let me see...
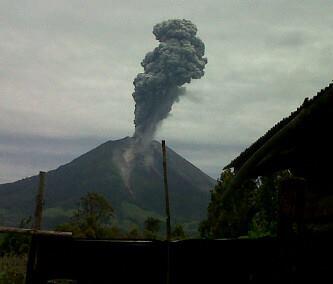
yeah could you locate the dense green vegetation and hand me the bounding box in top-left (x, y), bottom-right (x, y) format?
top-left (0, 254), bottom-right (27, 284)
top-left (0, 218), bottom-right (32, 283)
top-left (55, 192), bottom-right (186, 240)
top-left (199, 169), bottom-right (286, 239)
top-left (56, 192), bottom-right (115, 239)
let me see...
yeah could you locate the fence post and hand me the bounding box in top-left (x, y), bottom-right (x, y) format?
top-left (33, 171), bottom-right (46, 230)
top-left (162, 140), bottom-right (171, 240)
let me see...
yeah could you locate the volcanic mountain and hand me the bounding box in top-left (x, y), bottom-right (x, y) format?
top-left (0, 137), bottom-right (215, 233)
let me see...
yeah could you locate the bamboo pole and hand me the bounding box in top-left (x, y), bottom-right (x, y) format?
top-left (33, 171), bottom-right (46, 230)
top-left (0, 226), bottom-right (72, 236)
top-left (162, 140), bottom-right (171, 241)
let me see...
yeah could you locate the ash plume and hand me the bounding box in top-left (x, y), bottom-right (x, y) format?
top-left (116, 20), bottom-right (207, 192)
top-left (132, 19), bottom-right (208, 144)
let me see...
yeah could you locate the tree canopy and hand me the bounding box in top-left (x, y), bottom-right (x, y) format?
top-left (199, 169), bottom-right (283, 239)
top-left (58, 192), bottom-right (114, 239)
top-left (143, 217), bottom-right (162, 239)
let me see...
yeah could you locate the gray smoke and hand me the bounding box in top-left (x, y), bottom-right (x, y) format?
top-left (132, 19), bottom-right (207, 144)
top-left (116, 20), bottom-right (207, 191)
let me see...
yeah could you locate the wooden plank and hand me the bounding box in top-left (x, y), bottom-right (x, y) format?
top-left (0, 226), bottom-right (72, 236)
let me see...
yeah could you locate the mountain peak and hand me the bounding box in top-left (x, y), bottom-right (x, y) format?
top-left (0, 137), bottom-right (215, 231)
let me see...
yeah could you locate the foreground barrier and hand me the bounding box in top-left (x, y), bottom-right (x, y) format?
top-left (25, 234), bottom-right (332, 284)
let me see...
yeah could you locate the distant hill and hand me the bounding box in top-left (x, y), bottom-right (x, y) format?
top-left (0, 137), bottom-right (215, 234)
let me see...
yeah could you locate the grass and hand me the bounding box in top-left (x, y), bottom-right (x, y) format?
top-left (0, 254), bottom-right (27, 284)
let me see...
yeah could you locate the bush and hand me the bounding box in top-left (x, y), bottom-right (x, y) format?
top-left (0, 254), bottom-right (27, 284)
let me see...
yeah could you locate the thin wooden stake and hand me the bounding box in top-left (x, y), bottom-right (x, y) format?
top-left (33, 171), bottom-right (46, 230)
top-left (162, 140), bottom-right (171, 241)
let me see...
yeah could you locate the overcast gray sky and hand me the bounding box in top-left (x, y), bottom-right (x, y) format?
top-left (1, 0), bottom-right (333, 183)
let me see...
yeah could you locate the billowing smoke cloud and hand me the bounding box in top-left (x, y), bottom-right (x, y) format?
top-left (116, 19), bottom-right (207, 192)
top-left (132, 19), bottom-right (207, 144)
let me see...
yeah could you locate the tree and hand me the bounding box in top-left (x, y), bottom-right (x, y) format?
top-left (143, 217), bottom-right (161, 239)
top-left (200, 169), bottom-right (292, 239)
top-left (126, 227), bottom-right (142, 239)
top-left (248, 175), bottom-right (279, 238)
top-left (0, 217), bottom-right (32, 256)
top-left (199, 169), bottom-right (257, 239)
top-left (66, 192), bottom-right (114, 239)
top-left (172, 224), bottom-right (186, 240)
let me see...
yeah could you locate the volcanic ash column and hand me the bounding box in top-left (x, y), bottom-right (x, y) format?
top-left (117, 19), bottom-right (207, 192)
top-left (132, 19), bottom-right (208, 145)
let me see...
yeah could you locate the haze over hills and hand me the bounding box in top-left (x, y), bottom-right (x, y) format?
top-left (0, 137), bottom-right (215, 233)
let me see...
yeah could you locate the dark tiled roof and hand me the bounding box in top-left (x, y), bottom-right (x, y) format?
top-left (224, 81), bottom-right (333, 170)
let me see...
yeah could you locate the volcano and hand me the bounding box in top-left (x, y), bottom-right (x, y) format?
top-left (0, 137), bottom-right (214, 233)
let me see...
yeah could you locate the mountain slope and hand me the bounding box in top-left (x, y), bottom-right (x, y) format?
top-left (0, 137), bottom-right (215, 231)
